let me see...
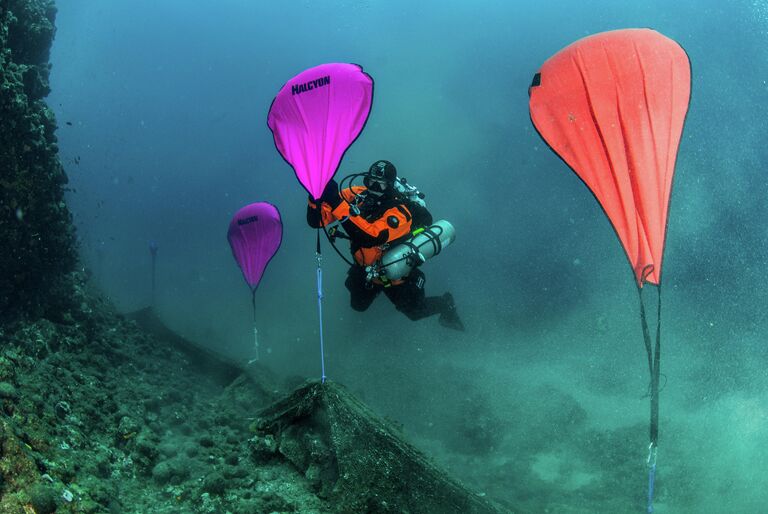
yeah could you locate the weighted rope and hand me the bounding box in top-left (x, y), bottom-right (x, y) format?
top-left (250, 289), bottom-right (259, 363)
top-left (637, 265), bottom-right (662, 512)
top-left (316, 229), bottom-right (327, 383)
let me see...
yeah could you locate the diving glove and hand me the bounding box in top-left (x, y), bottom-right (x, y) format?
top-left (319, 179), bottom-right (342, 209)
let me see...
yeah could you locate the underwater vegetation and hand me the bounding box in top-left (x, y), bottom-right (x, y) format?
top-left (0, 280), bottom-right (323, 513)
top-left (0, 0), bottom-right (77, 322)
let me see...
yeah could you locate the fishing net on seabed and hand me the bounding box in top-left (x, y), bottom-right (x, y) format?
top-left (253, 380), bottom-right (517, 514)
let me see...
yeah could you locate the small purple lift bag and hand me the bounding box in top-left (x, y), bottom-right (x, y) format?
top-left (267, 63), bottom-right (373, 199)
top-left (227, 202), bottom-right (282, 290)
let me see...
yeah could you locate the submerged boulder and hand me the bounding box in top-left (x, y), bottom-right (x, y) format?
top-left (255, 380), bottom-right (513, 514)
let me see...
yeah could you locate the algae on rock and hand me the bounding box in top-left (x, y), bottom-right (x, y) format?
top-left (0, 0), bottom-right (76, 322)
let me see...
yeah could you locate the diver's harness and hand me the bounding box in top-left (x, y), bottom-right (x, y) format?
top-left (322, 172), bottom-right (416, 270)
top-left (320, 172), bottom-right (436, 286)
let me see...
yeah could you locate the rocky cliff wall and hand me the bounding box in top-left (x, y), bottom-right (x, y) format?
top-left (0, 0), bottom-right (76, 321)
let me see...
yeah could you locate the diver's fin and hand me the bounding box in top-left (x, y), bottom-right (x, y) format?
top-left (438, 293), bottom-right (465, 331)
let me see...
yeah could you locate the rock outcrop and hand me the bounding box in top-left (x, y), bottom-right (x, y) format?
top-left (0, 0), bottom-right (76, 322)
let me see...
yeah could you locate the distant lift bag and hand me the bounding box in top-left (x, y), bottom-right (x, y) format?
top-left (377, 220), bottom-right (456, 281)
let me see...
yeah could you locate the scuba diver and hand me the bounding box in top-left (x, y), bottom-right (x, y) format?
top-left (307, 160), bottom-right (465, 331)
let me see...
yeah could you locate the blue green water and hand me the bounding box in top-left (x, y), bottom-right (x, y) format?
top-left (50, 1), bottom-right (768, 512)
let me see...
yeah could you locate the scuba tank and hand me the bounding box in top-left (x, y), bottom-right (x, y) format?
top-left (378, 220), bottom-right (456, 281)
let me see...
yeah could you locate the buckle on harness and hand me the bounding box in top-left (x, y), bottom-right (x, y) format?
top-left (406, 250), bottom-right (426, 267)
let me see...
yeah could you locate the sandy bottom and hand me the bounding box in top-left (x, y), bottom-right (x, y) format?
top-left (307, 296), bottom-right (768, 513)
